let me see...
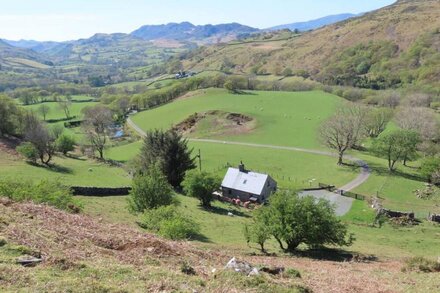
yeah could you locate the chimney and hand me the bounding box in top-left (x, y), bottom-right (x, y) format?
top-left (238, 161), bottom-right (246, 173)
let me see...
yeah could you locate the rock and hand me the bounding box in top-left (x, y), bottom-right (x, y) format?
top-left (16, 256), bottom-right (43, 267)
top-left (227, 212), bottom-right (234, 217)
top-left (224, 257), bottom-right (259, 276)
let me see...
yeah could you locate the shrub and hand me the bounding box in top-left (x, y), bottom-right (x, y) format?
top-left (128, 163), bottom-right (174, 213)
top-left (402, 257), bottom-right (440, 273)
top-left (285, 268), bottom-right (301, 278)
top-left (16, 142), bottom-right (38, 163)
top-left (56, 134), bottom-right (76, 155)
top-left (0, 179), bottom-right (81, 212)
top-left (182, 171), bottom-right (220, 208)
top-left (138, 206), bottom-right (200, 240)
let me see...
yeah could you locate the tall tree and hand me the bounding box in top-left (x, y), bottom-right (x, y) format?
top-left (0, 95), bottom-right (23, 137)
top-left (23, 113), bottom-right (56, 165)
top-left (58, 100), bottom-right (72, 119)
top-left (82, 105), bottom-right (113, 159)
top-left (395, 107), bottom-right (440, 141)
top-left (38, 104), bottom-right (50, 121)
top-left (137, 129), bottom-right (195, 188)
top-left (364, 107), bottom-right (394, 138)
top-left (319, 104), bottom-right (367, 165)
top-left (372, 129), bottom-right (420, 171)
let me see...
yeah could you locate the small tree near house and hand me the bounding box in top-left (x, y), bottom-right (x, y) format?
top-left (183, 170), bottom-right (220, 208)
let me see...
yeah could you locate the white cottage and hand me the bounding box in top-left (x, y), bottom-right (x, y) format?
top-left (221, 162), bottom-right (277, 203)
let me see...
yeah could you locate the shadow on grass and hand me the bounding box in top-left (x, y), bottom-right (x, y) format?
top-left (198, 204), bottom-right (251, 218)
top-left (63, 154), bottom-right (87, 161)
top-left (190, 232), bottom-right (212, 243)
top-left (292, 248), bottom-right (378, 263)
top-left (27, 162), bottom-right (73, 174)
top-left (365, 160), bottom-right (424, 183)
top-left (231, 90), bottom-right (257, 95)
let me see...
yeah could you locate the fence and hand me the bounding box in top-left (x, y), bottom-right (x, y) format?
top-left (71, 186), bottom-right (131, 196)
top-left (319, 182), bottom-right (369, 201)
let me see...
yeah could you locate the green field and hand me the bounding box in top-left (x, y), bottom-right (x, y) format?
top-left (24, 99), bottom-right (98, 121)
top-left (106, 140), bottom-right (359, 189)
top-left (131, 88), bottom-right (342, 149)
top-left (0, 152), bottom-right (130, 187)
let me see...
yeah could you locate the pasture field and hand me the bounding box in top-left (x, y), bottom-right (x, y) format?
top-left (24, 99), bottom-right (98, 121)
top-left (106, 140), bottom-right (359, 189)
top-left (0, 151), bottom-right (131, 187)
top-left (131, 88), bottom-right (342, 149)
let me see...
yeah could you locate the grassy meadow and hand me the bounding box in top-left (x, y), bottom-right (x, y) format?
top-left (131, 88), bottom-right (342, 149)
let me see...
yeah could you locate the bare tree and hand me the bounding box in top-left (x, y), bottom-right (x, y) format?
top-left (404, 93), bottom-right (432, 108)
top-left (58, 100), bottom-right (72, 119)
top-left (319, 104), bottom-right (367, 165)
top-left (82, 105), bottom-right (113, 159)
top-left (395, 107), bottom-right (440, 141)
top-left (38, 104), bottom-right (50, 121)
top-left (364, 107), bottom-right (394, 138)
top-left (379, 91), bottom-right (400, 109)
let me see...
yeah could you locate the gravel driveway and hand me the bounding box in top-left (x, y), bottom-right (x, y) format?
top-left (299, 190), bottom-right (354, 216)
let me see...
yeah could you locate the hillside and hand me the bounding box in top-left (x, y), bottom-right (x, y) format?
top-left (0, 39), bottom-right (51, 68)
top-left (2, 199), bottom-right (438, 292)
top-left (267, 13), bottom-right (358, 32)
top-left (182, 0), bottom-right (440, 91)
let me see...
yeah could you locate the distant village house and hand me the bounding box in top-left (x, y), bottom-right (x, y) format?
top-left (221, 162), bottom-right (277, 203)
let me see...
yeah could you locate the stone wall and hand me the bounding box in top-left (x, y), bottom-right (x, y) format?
top-left (71, 186), bottom-right (131, 196)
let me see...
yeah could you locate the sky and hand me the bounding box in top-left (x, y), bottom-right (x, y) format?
top-left (0, 0), bottom-right (396, 41)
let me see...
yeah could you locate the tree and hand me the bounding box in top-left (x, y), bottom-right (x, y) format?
top-left (395, 107), bottom-right (440, 141)
top-left (0, 95), bottom-right (23, 137)
top-left (244, 210), bottom-right (272, 253)
top-left (58, 100), bottom-right (72, 119)
top-left (372, 129), bottom-right (420, 171)
top-left (38, 104), bottom-right (50, 121)
top-left (128, 164), bottom-right (174, 213)
top-left (56, 134), bottom-right (76, 155)
top-left (82, 105), bottom-right (113, 159)
top-left (319, 104), bottom-right (367, 165)
top-left (248, 191), bottom-right (353, 252)
top-left (137, 129), bottom-right (195, 188)
top-left (182, 171), bottom-right (220, 208)
top-left (364, 107), bottom-right (394, 138)
top-left (23, 113), bottom-right (56, 165)
top-left (421, 157), bottom-right (440, 184)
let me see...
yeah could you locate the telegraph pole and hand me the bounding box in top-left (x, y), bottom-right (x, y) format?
top-left (197, 149), bottom-right (202, 172)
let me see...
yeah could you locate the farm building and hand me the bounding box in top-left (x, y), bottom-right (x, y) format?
top-left (221, 162), bottom-right (277, 203)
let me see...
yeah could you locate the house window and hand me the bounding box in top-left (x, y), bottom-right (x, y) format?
top-left (243, 179), bottom-right (247, 184)
top-left (228, 189), bottom-right (232, 195)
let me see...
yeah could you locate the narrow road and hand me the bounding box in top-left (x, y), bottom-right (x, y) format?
top-left (126, 117), bottom-right (371, 191)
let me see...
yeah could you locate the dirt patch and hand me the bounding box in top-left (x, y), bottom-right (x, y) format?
top-left (0, 137), bottom-right (21, 157)
top-left (172, 110), bottom-right (255, 137)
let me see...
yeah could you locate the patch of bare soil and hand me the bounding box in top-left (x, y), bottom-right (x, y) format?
top-left (173, 110), bottom-right (255, 137)
top-left (0, 137), bottom-right (21, 157)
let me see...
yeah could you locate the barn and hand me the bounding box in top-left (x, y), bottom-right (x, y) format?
top-left (221, 162), bottom-right (277, 203)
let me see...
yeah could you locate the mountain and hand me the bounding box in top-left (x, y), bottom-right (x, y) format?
top-left (0, 39), bottom-right (51, 68)
top-left (182, 0), bottom-right (440, 90)
top-left (130, 22), bottom-right (259, 43)
top-left (4, 39), bottom-right (61, 53)
top-left (267, 13), bottom-right (358, 32)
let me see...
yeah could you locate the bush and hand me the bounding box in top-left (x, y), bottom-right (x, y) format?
top-left (402, 257), bottom-right (440, 273)
top-left (0, 179), bottom-right (81, 212)
top-left (248, 191), bottom-right (354, 252)
top-left (285, 268), bottom-right (301, 278)
top-left (138, 206), bottom-right (200, 240)
top-left (56, 134), bottom-right (76, 155)
top-left (182, 171), bottom-right (220, 208)
top-left (128, 163), bottom-right (174, 213)
top-left (16, 142), bottom-right (38, 163)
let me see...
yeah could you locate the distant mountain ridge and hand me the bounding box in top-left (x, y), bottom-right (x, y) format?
top-left (267, 13), bottom-right (359, 31)
top-left (130, 21), bottom-right (258, 41)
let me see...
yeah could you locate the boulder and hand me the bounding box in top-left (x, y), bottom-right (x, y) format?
top-left (224, 257), bottom-right (259, 276)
